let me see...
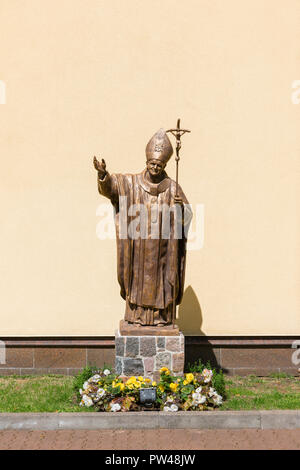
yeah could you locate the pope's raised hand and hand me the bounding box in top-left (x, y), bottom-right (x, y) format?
top-left (93, 156), bottom-right (107, 179)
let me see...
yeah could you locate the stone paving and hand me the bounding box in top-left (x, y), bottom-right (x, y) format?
top-left (0, 429), bottom-right (299, 450)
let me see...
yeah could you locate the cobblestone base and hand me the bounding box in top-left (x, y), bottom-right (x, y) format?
top-left (115, 331), bottom-right (184, 380)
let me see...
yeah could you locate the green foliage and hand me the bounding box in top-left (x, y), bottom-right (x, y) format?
top-left (72, 365), bottom-right (95, 398)
top-left (0, 374), bottom-right (298, 412)
top-left (180, 384), bottom-right (194, 401)
top-left (187, 359), bottom-right (226, 398)
top-left (72, 363), bottom-right (114, 398)
top-left (268, 372), bottom-right (293, 379)
top-left (156, 368), bottom-right (223, 411)
top-left (0, 375), bottom-right (89, 412)
top-left (187, 358), bottom-right (206, 373)
top-left (212, 369), bottom-right (226, 398)
top-left (220, 375), bottom-right (300, 410)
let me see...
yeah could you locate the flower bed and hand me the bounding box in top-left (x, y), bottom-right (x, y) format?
top-left (76, 366), bottom-right (223, 412)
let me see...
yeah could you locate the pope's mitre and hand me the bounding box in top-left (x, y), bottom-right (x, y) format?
top-left (145, 128), bottom-right (173, 164)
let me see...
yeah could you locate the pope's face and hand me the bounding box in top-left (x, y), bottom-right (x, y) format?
top-left (146, 159), bottom-right (166, 177)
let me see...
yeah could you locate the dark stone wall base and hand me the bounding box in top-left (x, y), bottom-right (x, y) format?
top-left (0, 336), bottom-right (299, 376)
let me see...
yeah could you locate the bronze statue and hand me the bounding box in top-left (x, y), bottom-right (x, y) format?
top-left (93, 124), bottom-right (192, 329)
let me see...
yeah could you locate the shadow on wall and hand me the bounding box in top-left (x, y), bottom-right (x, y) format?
top-left (176, 285), bottom-right (223, 372)
top-left (176, 285), bottom-right (205, 336)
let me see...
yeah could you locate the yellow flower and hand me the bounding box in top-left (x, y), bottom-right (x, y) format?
top-left (113, 381), bottom-right (124, 390)
top-left (159, 384), bottom-right (165, 392)
top-left (138, 376), bottom-right (144, 382)
top-left (185, 373), bottom-right (194, 384)
top-left (127, 384), bottom-right (134, 390)
top-left (126, 376), bottom-right (137, 385)
top-left (160, 367), bottom-right (170, 374)
top-left (183, 380), bottom-right (188, 386)
top-left (134, 382), bottom-right (141, 388)
top-left (170, 383), bottom-right (179, 392)
top-left (152, 381), bottom-right (157, 386)
top-left (145, 378), bottom-right (151, 383)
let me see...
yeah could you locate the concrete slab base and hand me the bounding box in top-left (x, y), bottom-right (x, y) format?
top-left (0, 410), bottom-right (299, 431)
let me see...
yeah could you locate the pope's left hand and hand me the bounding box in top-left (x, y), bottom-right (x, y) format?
top-left (174, 196), bottom-right (184, 205)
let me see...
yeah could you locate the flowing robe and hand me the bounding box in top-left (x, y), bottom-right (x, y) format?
top-left (98, 169), bottom-right (192, 326)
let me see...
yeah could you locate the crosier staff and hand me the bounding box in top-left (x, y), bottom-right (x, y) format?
top-left (167, 119), bottom-right (191, 328)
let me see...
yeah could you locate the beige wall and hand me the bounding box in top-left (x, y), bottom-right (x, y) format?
top-left (0, 0), bottom-right (299, 336)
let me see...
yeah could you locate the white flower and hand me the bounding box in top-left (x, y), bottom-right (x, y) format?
top-left (208, 387), bottom-right (217, 397)
top-left (88, 374), bottom-right (101, 383)
top-left (202, 369), bottom-right (213, 383)
top-left (110, 403), bottom-right (121, 412)
top-left (96, 388), bottom-right (106, 398)
top-left (192, 392), bottom-right (206, 405)
top-left (195, 386), bottom-right (202, 393)
top-left (79, 388), bottom-right (83, 395)
top-left (213, 394), bottom-right (223, 406)
top-left (163, 406), bottom-right (171, 412)
top-left (198, 395), bottom-right (206, 404)
top-left (170, 404), bottom-right (178, 412)
top-left (103, 369), bottom-right (111, 376)
top-left (82, 395), bottom-right (93, 407)
top-left (83, 381), bottom-right (89, 390)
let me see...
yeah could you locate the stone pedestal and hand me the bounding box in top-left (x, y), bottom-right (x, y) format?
top-left (119, 320), bottom-right (180, 336)
top-left (115, 329), bottom-right (185, 380)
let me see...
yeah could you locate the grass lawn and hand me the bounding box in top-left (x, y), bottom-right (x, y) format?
top-left (0, 373), bottom-right (299, 412)
top-left (0, 375), bottom-right (88, 413)
top-left (220, 374), bottom-right (300, 410)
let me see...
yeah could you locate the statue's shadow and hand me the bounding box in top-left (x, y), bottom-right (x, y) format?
top-left (176, 285), bottom-right (223, 372)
